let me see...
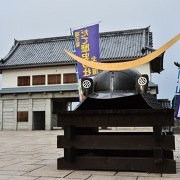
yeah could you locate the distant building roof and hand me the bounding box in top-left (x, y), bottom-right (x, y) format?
top-left (0, 26), bottom-right (164, 73)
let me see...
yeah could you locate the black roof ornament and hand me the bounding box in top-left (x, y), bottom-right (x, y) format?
top-left (14, 39), bottom-right (18, 45)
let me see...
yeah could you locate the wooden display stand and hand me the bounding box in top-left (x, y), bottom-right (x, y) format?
top-left (57, 109), bottom-right (176, 173)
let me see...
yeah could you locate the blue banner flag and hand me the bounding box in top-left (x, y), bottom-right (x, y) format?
top-left (73, 24), bottom-right (100, 79)
top-left (175, 94), bottom-right (180, 120)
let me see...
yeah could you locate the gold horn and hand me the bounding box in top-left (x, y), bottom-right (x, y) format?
top-left (65, 33), bottom-right (180, 71)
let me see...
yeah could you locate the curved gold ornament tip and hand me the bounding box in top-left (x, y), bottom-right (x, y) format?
top-left (65, 33), bottom-right (180, 71)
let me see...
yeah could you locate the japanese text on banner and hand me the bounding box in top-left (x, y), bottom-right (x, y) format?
top-left (73, 24), bottom-right (100, 79)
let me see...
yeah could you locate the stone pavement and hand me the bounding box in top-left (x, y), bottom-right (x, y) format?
top-left (0, 130), bottom-right (180, 180)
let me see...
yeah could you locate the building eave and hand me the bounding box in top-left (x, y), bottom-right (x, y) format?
top-left (0, 62), bottom-right (75, 70)
top-left (0, 84), bottom-right (78, 95)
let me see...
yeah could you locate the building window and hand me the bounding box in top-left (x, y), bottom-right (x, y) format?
top-left (33, 75), bottom-right (45, 85)
top-left (63, 73), bottom-right (76, 84)
top-left (48, 74), bottom-right (61, 84)
top-left (18, 76), bottom-right (30, 86)
top-left (17, 112), bottom-right (28, 122)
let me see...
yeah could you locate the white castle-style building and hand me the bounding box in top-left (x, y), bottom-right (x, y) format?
top-left (0, 27), bottom-right (164, 130)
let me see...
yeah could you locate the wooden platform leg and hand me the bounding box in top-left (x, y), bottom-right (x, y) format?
top-left (153, 125), bottom-right (162, 139)
top-left (64, 125), bottom-right (75, 139)
top-left (154, 148), bottom-right (163, 164)
top-left (64, 147), bottom-right (75, 162)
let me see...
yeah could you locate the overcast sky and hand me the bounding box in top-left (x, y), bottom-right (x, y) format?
top-left (0, 0), bottom-right (180, 101)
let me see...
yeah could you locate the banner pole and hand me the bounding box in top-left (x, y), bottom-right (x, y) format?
top-left (70, 28), bottom-right (78, 81)
top-left (69, 28), bottom-right (82, 102)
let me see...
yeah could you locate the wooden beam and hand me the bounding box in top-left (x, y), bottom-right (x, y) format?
top-left (57, 156), bottom-right (176, 173)
top-left (57, 109), bottom-right (174, 127)
top-left (57, 135), bottom-right (175, 150)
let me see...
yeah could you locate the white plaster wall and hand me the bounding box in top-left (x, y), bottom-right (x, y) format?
top-left (28, 99), bottom-right (33, 130)
top-left (45, 99), bottom-right (52, 130)
top-left (2, 64), bottom-right (151, 88)
top-left (0, 92), bottom-right (78, 131)
top-left (17, 122), bottom-right (29, 130)
top-left (0, 100), bottom-right (2, 130)
top-left (33, 99), bottom-right (46, 111)
top-left (17, 99), bottom-right (29, 130)
top-left (2, 65), bottom-right (76, 88)
top-left (18, 100), bottom-right (29, 111)
top-left (2, 100), bottom-right (14, 130)
top-left (135, 63), bottom-right (151, 81)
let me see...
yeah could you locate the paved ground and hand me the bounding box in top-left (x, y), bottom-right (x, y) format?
top-left (0, 130), bottom-right (180, 180)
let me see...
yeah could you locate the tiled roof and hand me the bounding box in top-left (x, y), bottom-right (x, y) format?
top-left (0, 27), bottom-right (154, 68)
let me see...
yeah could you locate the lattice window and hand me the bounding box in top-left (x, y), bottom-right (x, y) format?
top-left (48, 74), bottom-right (61, 84)
top-left (18, 76), bottom-right (30, 86)
top-left (63, 73), bottom-right (76, 84)
top-left (32, 75), bottom-right (45, 85)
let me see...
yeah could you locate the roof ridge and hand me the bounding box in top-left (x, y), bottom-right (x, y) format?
top-left (15, 27), bottom-right (150, 44)
top-left (17, 36), bottom-right (71, 45)
top-left (100, 27), bottom-right (150, 37)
